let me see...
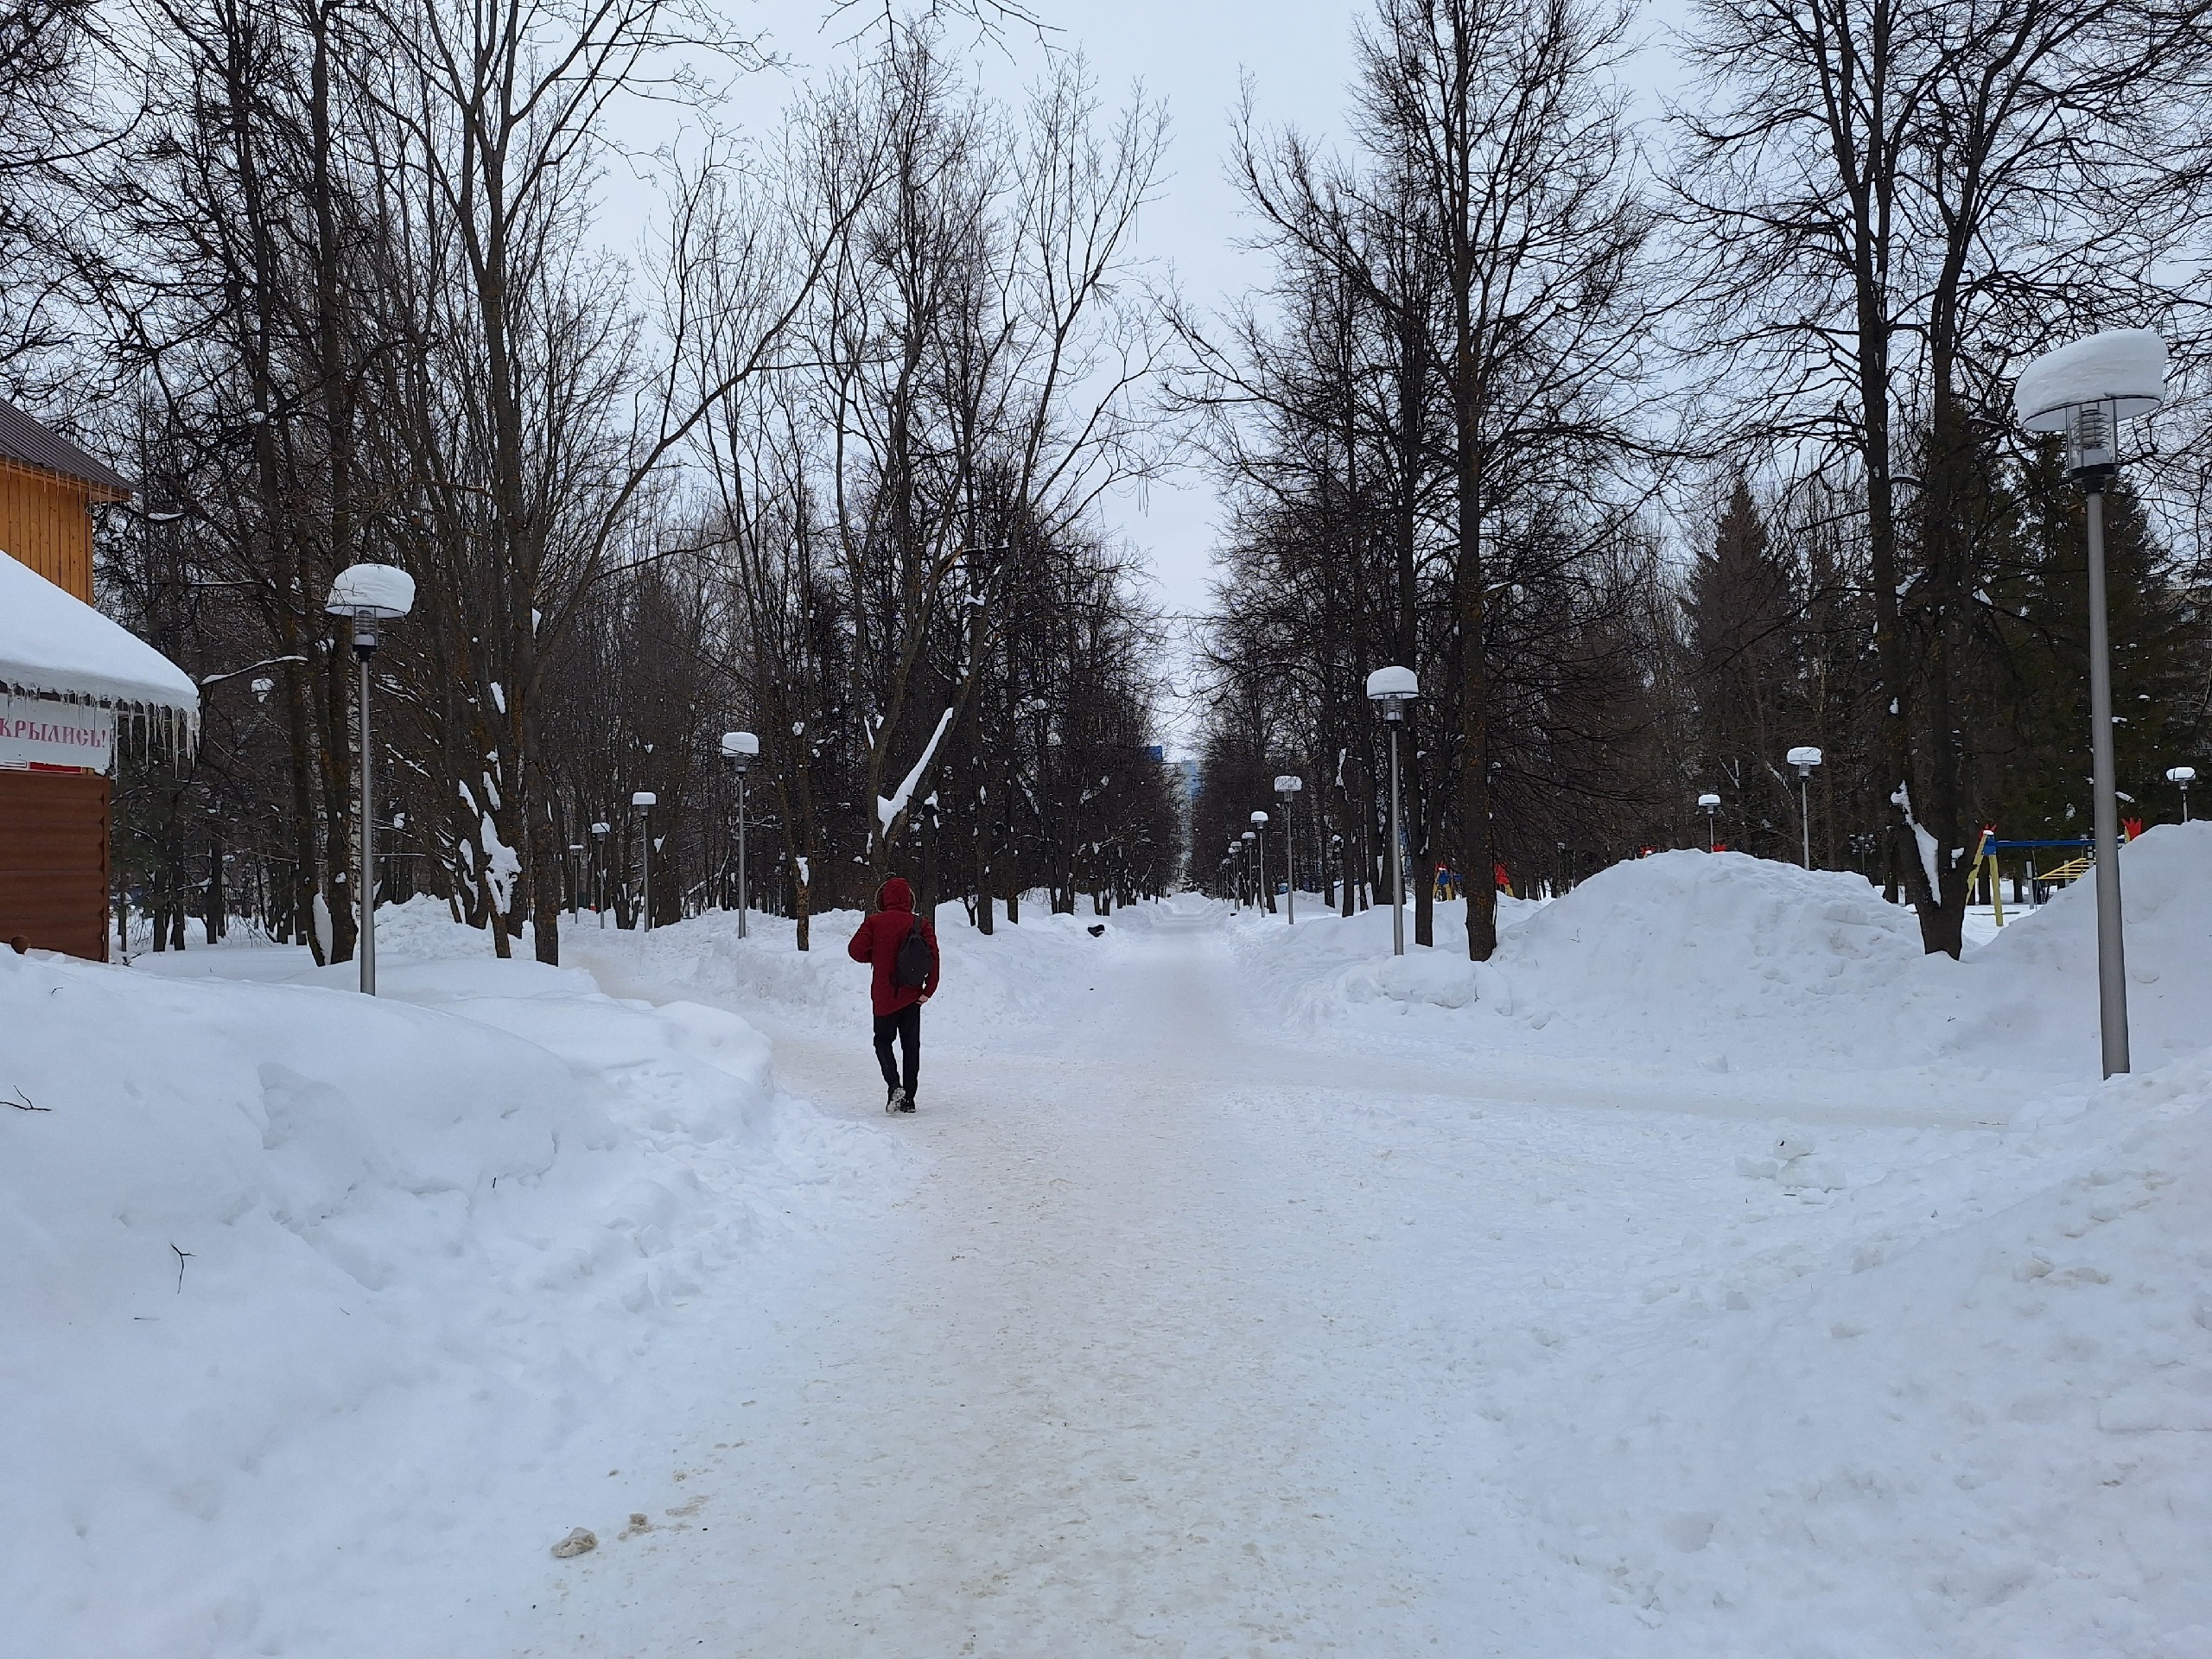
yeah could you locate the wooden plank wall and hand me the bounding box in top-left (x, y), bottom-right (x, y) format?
top-left (0, 769), bottom-right (110, 960)
top-left (0, 461), bottom-right (96, 602)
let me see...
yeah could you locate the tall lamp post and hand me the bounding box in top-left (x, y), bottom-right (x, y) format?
top-left (2169, 766), bottom-right (2196, 822)
top-left (1249, 810), bottom-right (1270, 914)
top-left (2017, 327), bottom-right (2169, 1078)
top-left (1274, 775), bottom-right (1302, 923)
top-left (1366, 665), bottom-right (1419, 956)
top-left (632, 791), bottom-right (657, 931)
top-left (1785, 747), bottom-right (1822, 869)
top-left (324, 563), bottom-right (415, 995)
top-left (567, 842), bottom-right (583, 917)
top-left (1698, 791), bottom-right (1721, 852)
top-left (721, 730), bottom-right (759, 938)
top-left (590, 822), bottom-right (610, 925)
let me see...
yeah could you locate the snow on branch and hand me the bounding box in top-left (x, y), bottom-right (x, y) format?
top-left (878, 708), bottom-right (956, 832)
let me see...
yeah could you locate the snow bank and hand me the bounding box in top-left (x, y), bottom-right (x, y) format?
top-left (1, 937), bottom-right (893, 1656)
top-left (1940, 823), bottom-right (2212, 1073)
top-left (1514, 1052), bottom-right (2212, 1656)
top-left (1241, 826), bottom-right (2212, 1082)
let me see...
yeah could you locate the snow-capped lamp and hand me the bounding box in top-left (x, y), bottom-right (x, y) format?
top-left (2015, 329), bottom-right (2169, 1080)
top-left (1274, 775), bottom-right (1304, 925)
top-left (590, 821), bottom-right (612, 928)
top-left (1697, 791), bottom-right (1721, 852)
top-left (2015, 328), bottom-right (2167, 485)
top-left (721, 731), bottom-right (760, 939)
top-left (2168, 766), bottom-right (2196, 823)
top-left (1785, 747), bottom-right (1822, 871)
top-left (1249, 810), bottom-right (1272, 920)
top-left (632, 791), bottom-right (658, 934)
top-left (324, 563), bottom-right (416, 997)
top-left (1366, 666), bottom-right (1420, 957)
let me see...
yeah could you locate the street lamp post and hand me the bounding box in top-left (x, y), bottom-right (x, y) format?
top-left (2169, 766), bottom-right (2196, 823)
top-left (1698, 792), bottom-right (1721, 853)
top-left (590, 822), bottom-right (610, 925)
top-left (632, 791), bottom-right (657, 931)
top-left (1366, 666), bottom-right (1419, 956)
top-left (568, 843), bottom-right (583, 917)
top-left (1250, 810), bottom-right (1270, 915)
top-left (2017, 328), bottom-right (2169, 1077)
top-left (1785, 747), bottom-right (1823, 869)
top-left (1274, 775), bottom-right (1302, 923)
top-left (721, 730), bottom-right (760, 938)
top-left (324, 563), bottom-right (415, 995)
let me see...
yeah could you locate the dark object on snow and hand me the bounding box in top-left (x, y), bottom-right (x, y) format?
top-left (1087, 924), bottom-right (1106, 938)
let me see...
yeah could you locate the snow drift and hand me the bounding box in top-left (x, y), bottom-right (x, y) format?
top-left (0, 942), bottom-right (890, 1656)
top-left (1249, 823), bottom-right (2212, 1080)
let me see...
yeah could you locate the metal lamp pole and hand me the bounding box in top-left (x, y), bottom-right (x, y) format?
top-left (324, 564), bottom-right (415, 995)
top-left (721, 731), bottom-right (759, 938)
top-left (1366, 666), bottom-right (1419, 956)
top-left (1698, 791), bottom-right (1720, 852)
top-left (2017, 329), bottom-right (2170, 1077)
top-left (1786, 748), bottom-right (1822, 869)
top-left (632, 791), bottom-right (657, 931)
top-left (1274, 775), bottom-right (1302, 923)
top-left (1250, 811), bottom-right (1270, 914)
top-left (590, 822), bottom-right (610, 926)
top-left (2170, 766), bottom-right (2196, 822)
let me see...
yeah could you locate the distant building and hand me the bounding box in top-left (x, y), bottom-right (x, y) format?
top-left (0, 402), bottom-right (197, 958)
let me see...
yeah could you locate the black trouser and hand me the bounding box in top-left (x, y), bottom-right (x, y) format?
top-left (873, 1002), bottom-right (921, 1101)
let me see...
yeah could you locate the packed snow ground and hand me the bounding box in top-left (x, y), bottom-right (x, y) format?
top-left (6, 826), bottom-right (2209, 1656)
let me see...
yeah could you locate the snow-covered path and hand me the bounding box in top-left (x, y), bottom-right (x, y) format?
top-left (523, 908), bottom-right (1764, 1654)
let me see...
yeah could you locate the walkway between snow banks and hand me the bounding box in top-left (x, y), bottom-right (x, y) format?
top-left (525, 897), bottom-right (2209, 1657)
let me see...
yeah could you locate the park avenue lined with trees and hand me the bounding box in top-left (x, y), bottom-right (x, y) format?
top-left (0, 0), bottom-right (2205, 962)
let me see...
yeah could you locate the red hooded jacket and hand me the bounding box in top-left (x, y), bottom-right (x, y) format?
top-left (847, 876), bottom-right (940, 1015)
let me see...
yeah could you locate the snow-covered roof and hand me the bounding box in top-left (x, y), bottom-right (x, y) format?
top-left (2015, 329), bottom-right (2168, 431)
top-left (0, 550), bottom-right (200, 733)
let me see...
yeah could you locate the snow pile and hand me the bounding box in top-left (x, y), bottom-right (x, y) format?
top-left (1514, 1052), bottom-right (2212, 1656)
top-left (0, 940), bottom-right (893, 1656)
top-left (1242, 825), bottom-right (2212, 1081)
top-left (1486, 851), bottom-right (1932, 1063)
top-left (1939, 822), bottom-right (2212, 1073)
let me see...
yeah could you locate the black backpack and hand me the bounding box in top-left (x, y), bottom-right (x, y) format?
top-left (893, 914), bottom-right (936, 988)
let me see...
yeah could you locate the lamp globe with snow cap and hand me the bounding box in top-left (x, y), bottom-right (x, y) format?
top-left (324, 563), bottom-right (416, 996)
top-left (721, 730), bottom-right (760, 938)
top-left (1249, 810), bottom-right (1273, 918)
top-left (1366, 665), bottom-right (1419, 956)
top-left (1274, 775), bottom-right (1304, 923)
top-left (2016, 328), bottom-right (2169, 1078)
top-left (1697, 791), bottom-right (1722, 852)
top-left (2168, 765), bottom-right (2196, 823)
top-left (632, 791), bottom-right (658, 932)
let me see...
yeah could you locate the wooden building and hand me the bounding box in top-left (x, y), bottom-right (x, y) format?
top-left (0, 401), bottom-right (196, 961)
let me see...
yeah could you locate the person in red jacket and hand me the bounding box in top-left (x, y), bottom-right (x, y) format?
top-left (846, 875), bottom-right (939, 1113)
